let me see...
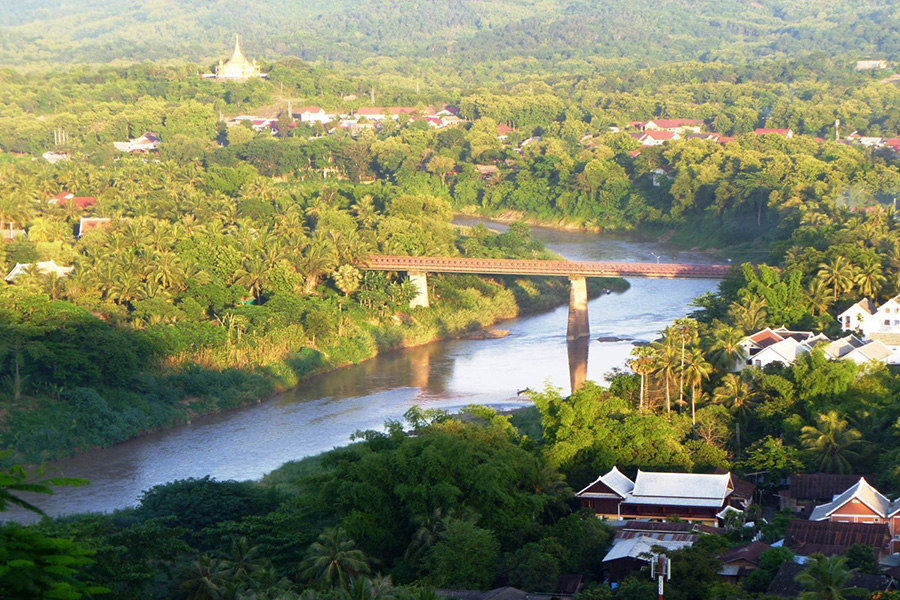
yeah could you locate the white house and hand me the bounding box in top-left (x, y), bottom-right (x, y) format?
top-left (113, 132), bottom-right (160, 154)
top-left (837, 299), bottom-right (878, 332)
top-left (843, 340), bottom-right (894, 365)
top-left (638, 130), bottom-right (679, 146)
top-left (296, 106), bottom-right (333, 124)
top-left (5, 259), bottom-right (74, 282)
top-left (838, 296), bottom-right (900, 340)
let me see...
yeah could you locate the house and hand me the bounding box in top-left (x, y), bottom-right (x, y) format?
top-left (5, 259), bottom-right (74, 283)
top-left (296, 106), bottom-right (333, 124)
top-left (884, 138), bottom-right (900, 151)
top-left (497, 124), bottom-right (515, 140)
top-left (822, 334), bottom-right (866, 359)
top-left (576, 467), bottom-right (750, 525)
top-left (643, 119), bottom-right (703, 134)
top-left (603, 535), bottom-right (693, 584)
top-left (113, 132), bottom-right (160, 154)
top-left (48, 192), bottom-right (97, 210)
top-left (356, 107), bottom-right (388, 120)
top-left (77, 217), bottom-right (112, 238)
top-left (41, 151), bottom-right (70, 164)
top-left (858, 136), bottom-right (885, 147)
top-left (638, 131), bottom-right (679, 146)
top-left (766, 561), bottom-right (892, 598)
top-left (779, 473), bottom-right (870, 515)
top-left (856, 60), bottom-right (890, 71)
top-left (651, 166), bottom-right (673, 187)
top-left (755, 128), bottom-right (794, 138)
top-left (807, 477), bottom-right (900, 553)
top-left (838, 298), bottom-right (878, 332)
top-left (718, 541), bottom-right (770, 584)
top-left (784, 519), bottom-right (890, 557)
top-left (202, 35), bottom-right (266, 79)
top-left (843, 340), bottom-right (895, 365)
top-left (474, 165), bottom-right (500, 179)
top-left (1, 228), bottom-right (25, 241)
top-left (685, 132), bottom-right (721, 142)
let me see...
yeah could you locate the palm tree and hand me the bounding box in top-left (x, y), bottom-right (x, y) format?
top-left (651, 335), bottom-right (679, 415)
top-left (807, 277), bottom-right (832, 317)
top-left (794, 554), bottom-right (865, 600)
top-left (801, 411), bottom-right (863, 474)
top-left (712, 373), bottom-right (756, 454)
top-left (818, 256), bottom-right (858, 301)
top-left (729, 297), bottom-right (768, 331)
top-left (628, 346), bottom-right (655, 410)
top-left (301, 528), bottom-right (370, 589)
top-left (181, 555), bottom-right (232, 600)
top-left (0, 195), bottom-right (28, 237)
top-left (854, 256), bottom-right (886, 300)
top-left (221, 537), bottom-right (267, 583)
top-left (684, 346), bottom-right (712, 427)
top-left (672, 318), bottom-right (699, 412)
top-left (709, 325), bottom-right (745, 371)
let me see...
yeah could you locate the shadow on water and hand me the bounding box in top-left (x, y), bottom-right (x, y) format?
top-left (3, 222), bottom-right (722, 521)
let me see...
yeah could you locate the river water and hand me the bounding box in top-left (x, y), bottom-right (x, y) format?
top-left (7, 221), bottom-right (722, 521)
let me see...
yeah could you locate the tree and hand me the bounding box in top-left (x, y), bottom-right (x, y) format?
top-left (301, 528), bottom-right (370, 589)
top-left (180, 555), bottom-right (231, 600)
top-left (794, 554), bottom-right (865, 600)
top-left (801, 411), bottom-right (863, 474)
top-left (424, 519), bottom-right (500, 590)
top-left (684, 346), bottom-right (712, 428)
top-left (672, 318), bottom-right (698, 412)
top-left (712, 374), bottom-right (756, 453)
top-left (333, 265), bottom-right (362, 296)
top-left (628, 346), bottom-right (655, 411)
top-left (708, 324), bottom-right (745, 371)
top-left (818, 256), bottom-right (858, 301)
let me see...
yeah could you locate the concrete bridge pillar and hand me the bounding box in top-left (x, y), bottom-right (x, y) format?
top-left (567, 276), bottom-right (590, 341)
top-left (567, 337), bottom-right (589, 393)
top-left (409, 271), bottom-right (429, 309)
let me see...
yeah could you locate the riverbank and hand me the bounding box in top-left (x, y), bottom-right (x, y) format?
top-left (1, 273), bottom-right (626, 466)
top-left (454, 208), bottom-right (765, 262)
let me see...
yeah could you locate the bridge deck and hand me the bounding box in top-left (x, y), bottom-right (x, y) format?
top-left (361, 255), bottom-right (730, 279)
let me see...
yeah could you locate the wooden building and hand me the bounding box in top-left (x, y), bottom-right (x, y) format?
top-left (576, 467), bottom-right (750, 525)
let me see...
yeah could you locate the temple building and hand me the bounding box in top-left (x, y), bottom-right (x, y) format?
top-left (203, 36), bottom-right (266, 80)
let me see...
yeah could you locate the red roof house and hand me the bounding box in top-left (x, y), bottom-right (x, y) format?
top-left (755, 128), bottom-right (794, 138)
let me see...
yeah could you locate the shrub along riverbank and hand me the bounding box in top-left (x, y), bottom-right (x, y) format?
top-left (0, 270), bottom-right (626, 465)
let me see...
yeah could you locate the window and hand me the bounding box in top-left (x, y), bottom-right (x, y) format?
top-left (886, 320), bottom-right (891, 326)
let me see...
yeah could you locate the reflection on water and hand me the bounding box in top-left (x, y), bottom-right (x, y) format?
top-left (4, 221), bottom-right (721, 521)
top-left (567, 338), bottom-right (589, 392)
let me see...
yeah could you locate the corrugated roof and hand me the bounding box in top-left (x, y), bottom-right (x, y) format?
top-left (784, 520), bottom-right (889, 556)
top-left (631, 470), bottom-right (732, 501)
top-left (788, 474), bottom-right (869, 500)
top-left (603, 535), bottom-right (693, 562)
top-left (766, 561), bottom-right (891, 598)
top-left (719, 541), bottom-right (770, 565)
top-left (809, 477), bottom-right (890, 520)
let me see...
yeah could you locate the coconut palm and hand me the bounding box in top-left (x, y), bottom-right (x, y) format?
top-left (651, 334), bottom-right (679, 415)
top-left (180, 555), bottom-right (232, 600)
top-left (729, 297), bottom-right (768, 331)
top-left (854, 256), bottom-right (886, 300)
top-left (807, 277), bottom-right (832, 317)
top-left (712, 373), bottom-right (756, 454)
top-left (221, 537), bottom-right (267, 583)
top-left (818, 256), bottom-right (858, 301)
top-left (628, 345), bottom-right (655, 410)
top-left (709, 324), bottom-right (745, 371)
top-left (801, 411), bottom-right (863, 474)
top-left (671, 318), bottom-right (698, 412)
top-left (301, 528), bottom-right (370, 589)
top-left (0, 195), bottom-right (28, 237)
top-left (684, 346), bottom-right (712, 427)
top-left (794, 554), bottom-right (865, 600)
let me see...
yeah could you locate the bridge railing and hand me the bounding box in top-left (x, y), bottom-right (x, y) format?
top-left (359, 255), bottom-right (731, 279)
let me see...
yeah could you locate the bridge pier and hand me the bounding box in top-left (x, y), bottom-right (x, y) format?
top-left (409, 271), bottom-right (429, 309)
top-left (566, 276), bottom-right (590, 341)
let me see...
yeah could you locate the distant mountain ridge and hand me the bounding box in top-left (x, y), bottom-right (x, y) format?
top-left (0, 0), bottom-right (898, 67)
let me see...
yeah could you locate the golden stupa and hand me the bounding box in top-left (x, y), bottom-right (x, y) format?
top-left (211, 35), bottom-right (266, 79)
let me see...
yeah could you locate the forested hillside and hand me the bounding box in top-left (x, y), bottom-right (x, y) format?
top-left (1, 0), bottom-right (899, 69)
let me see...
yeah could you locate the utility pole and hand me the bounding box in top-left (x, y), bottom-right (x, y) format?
top-left (650, 553), bottom-right (671, 600)
top-left (835, 119), bottom-right (840, 142)
top-left (370, 87), bottom-right (375, 104)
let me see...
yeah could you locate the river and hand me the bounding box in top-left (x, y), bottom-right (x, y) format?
top-left (6, 222), bottom-right (722, 521)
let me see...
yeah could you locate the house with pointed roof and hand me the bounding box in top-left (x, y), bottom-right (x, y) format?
top-left (48, 191), bottom-right (97, 210)
top-left (5, 259), bottom-right (74, 282)
top-left (755, 128), bottom-right (794, 138)
top-left (718, 540), bottom-right (770, 584)
top-left (808, 477), bottom-right (900, 553)
top-left (113, 132), bottom-right (160, 154)
top-left (638, 130), bottom-right (679, 146)
top-left (205, 35), bottom-right (266, 80)
top-left (780, 473), bottom-right (870, 515)
top-left (296, 106), bottom-right (334, 124)
top-left (77, 217), bottom-right (112, 238)
top-left (576, 467), bottom-right (749, 525)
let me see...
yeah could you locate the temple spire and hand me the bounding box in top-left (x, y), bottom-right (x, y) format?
top-left (231, 34), bottom-right (245, 63)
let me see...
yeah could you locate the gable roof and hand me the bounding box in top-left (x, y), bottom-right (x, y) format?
top-left (809, 477), bottom-right (891, 520)
top-left (640, 130), bottom-right (677, 141)
top-left (719, 541), bottom-right (770, 566)
top-left (839, 298), bottom-right (878, 319)
top-left (787, 474), bottom-right (871, 501)
top-left (576, 466), bottom-right (634, 498)
top-left (755, 128), bottom-right (793, 136)
top-left (824, 335), bottom-right (866, 359)
top-left (297, 106), bottom-right (324, 113)
top-left (5, 259), bottom-right (75, 282)
top-left (623, 470), bottom-right (732, 507)
top-left (753, 337), bottom-right (804, 363)
top-left (869, 332), bottom-right (900, 347)
top-left (845, 340), bottom-right (894, 362)
top-left (784, 520), bottom-right (889, 556)
top-left (748, 327), bottom-right (785, 348)
top-left (645, 119), bottom-right (703, 129)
